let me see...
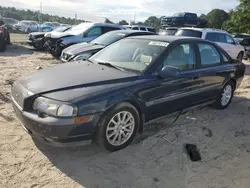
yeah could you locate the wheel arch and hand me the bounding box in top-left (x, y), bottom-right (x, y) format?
top-left (93, 97), bottom-right (146, 139)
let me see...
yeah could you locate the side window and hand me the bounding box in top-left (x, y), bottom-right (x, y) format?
top-left (140, 27), bottom-right (147, 31)
top-left (205, 33), bottom-right (218, 42)
top-left (147, 28), bottom-right (156, 32)
top-left (225, 34), bottom-right (235, 44)
top-left (218, 33), bottom-right (227, 43)
top-left (102, 27), bottom-right (120, 34)
top-left (198, 43), bottom-right (221, 67)
top-left (87, 27), bottom-right (102, 37)
top-left (163, 43), bottom-right (196, 70)
top-left (132, 27), bottom-right (139, 30)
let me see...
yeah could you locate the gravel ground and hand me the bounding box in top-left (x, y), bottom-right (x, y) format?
top-left (1, 34), bottom-right (250, 188)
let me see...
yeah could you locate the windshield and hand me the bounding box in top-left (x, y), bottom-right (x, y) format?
top-left (90, 32), bottom-right (125, 46)
top-left (68, 23), bottom-right (93, 31)
top-left (89, 38), bottom-right (168, 72)
top-left (175, 29), bottom-right (202, 38)
top-left (173, 12), bottom-right (185, 17)
top-left (66, 23), bottom-right (93, 35)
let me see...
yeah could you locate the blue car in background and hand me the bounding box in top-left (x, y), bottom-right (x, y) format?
top-left (45, 22), bottom-right (125, 57)
top-left (39, 22), bottom-right (61, 32)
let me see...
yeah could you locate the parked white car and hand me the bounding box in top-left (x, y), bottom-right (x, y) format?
top-left (175, 27), bottom-right (245, 61)
top-left (123, 25), bottom-right (156, 32)
top-left (13, 20), bottom-right (39, 33)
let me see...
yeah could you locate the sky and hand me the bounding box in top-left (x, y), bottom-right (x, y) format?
top-left (0, 0), bottom-right (239, 22)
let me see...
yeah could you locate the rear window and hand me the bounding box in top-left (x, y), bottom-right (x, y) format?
top-left (175, 29), bottom-right (202, 38)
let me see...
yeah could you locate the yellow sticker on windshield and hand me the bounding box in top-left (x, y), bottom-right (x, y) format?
top-left (148, 41), bottom-right (169, 47)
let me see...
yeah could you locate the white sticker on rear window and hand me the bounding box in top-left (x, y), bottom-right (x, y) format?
top-left (148, 41), bottom-right (169, 47)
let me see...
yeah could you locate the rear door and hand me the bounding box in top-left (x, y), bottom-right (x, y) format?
top-left (205, 32), bottom-right (234, 58)
top-left (195, 42), bottom-right (227, 101)
top-left (225, 33), bottom-right (240, 59)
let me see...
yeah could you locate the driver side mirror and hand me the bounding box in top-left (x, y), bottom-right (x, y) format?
top-left (157, 65), bottom-right (181, 78)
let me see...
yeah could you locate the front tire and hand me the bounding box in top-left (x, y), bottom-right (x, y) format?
top-left (237, 52), bottom-right (244, 62)
top-left (96, 102), bottom-right (139, 151)
top-left (212, 81), bottom-right (234, 109)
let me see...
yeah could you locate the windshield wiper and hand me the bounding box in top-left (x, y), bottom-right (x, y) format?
top-left (97, 62), bottom-right (125, 71)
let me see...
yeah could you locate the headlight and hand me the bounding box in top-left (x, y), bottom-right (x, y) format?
top-left (73, 53), bottom-right (92, 61)
top-left (33, 97), bottom-right (77, 117)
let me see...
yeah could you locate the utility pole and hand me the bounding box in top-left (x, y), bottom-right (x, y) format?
top-left (75, 14), bottom-right (77, 24)
top-left (39, 1), bottom-right (43, 23)
top-left (133, 12), bottom-right (136, 24)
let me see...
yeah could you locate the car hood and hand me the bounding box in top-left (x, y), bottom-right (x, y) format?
top-left (45, 31), bottom-right (66, 38)
top-left (63, 42), bottom-right (104, 55)
top-left (18, 62), bottom-right (138, 101)
top-left (30, 32), bottom-right (46, 36)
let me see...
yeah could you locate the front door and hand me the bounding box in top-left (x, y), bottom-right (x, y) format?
top-left (140, 42), bottom-right (204, 121)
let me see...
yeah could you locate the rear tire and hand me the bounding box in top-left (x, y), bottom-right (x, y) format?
top-left (211, 81), bottom-right (234, 109)
top-left (95, 102), bottom-right (139, 151)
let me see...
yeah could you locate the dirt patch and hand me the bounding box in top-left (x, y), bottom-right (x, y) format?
top-left (1, 33), bottom-right (250, 188)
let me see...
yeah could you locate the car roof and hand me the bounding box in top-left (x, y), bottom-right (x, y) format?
top-left (108, 30), bottom-right (154, 35)
top-left (92, 22), bottom-right (124, 28)
top-left (123, 25), bottom-right (153, 28)
top-left (128, 35), bottom-right (206, 43)
top-left (178, 27), bottom-right (229, 34)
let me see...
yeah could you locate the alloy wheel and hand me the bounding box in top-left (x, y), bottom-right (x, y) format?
top-left (221, 85), bottom-right (232, 106)
top-left (106, 111), bottom-right (135, 146)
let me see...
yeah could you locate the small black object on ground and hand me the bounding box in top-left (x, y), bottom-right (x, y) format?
top-left (185, 144), bottom-right (201, 162)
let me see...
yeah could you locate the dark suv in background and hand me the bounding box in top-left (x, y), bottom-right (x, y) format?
top-left (0, 19), bottom-right (10, 51)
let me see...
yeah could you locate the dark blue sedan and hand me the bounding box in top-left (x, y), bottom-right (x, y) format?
top-left (11, 36), bottom-right (245, 151)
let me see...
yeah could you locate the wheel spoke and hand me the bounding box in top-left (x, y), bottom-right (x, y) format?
top-left (107, 126), bottom-right (116, 131)
top-left (117, 132), bottom-right (122, 143)
top-left (124, 122), bottom-right (133, 128)
top-left (108, 130), bottom-right (117, 138)
top-left (124, 116), bottom-right (132, 124)
top-left (122, 112), bottom-right (128, 122)
top-left (117, 113), bottom-right (121, 122)
top-left (121, 131), bottom-right (126, 138)
top-left (111, 119), bottom-right (118, 126)
top-left (123, 127), bottom-right (132, 133)
top-left (112, 132), bottom-right (119, 142)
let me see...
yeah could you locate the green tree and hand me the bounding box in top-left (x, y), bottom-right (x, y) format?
top-left (0, 6), bottom-right (86, 25)
top-left (144, 16), bottom-right (161, 30)
top-left (223, 0), bottom-right (250, 33)
top-left (201, 9), bottom-right (229, 28)
top-left (206, 9), bottom-right (229, 28)
top-left (104, 18), bottom-right (114, 24)
top-left (118, 20), bottom-right (128, 25)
